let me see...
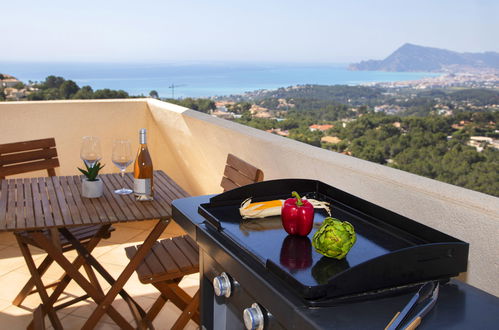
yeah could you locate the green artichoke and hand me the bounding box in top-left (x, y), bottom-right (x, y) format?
top-left (312, 217), bottom-right (356, 259)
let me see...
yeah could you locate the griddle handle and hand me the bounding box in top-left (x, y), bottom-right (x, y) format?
top-left (210, 179), bottom-right (320, 204)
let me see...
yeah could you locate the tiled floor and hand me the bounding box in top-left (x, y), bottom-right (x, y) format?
top-left (0, 220), bottom-right (199, 329)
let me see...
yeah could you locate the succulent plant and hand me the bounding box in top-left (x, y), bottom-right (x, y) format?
top-left (312, 217), bottom-right (356, 260)
top-left (78, 162), bottom-right (104, 181)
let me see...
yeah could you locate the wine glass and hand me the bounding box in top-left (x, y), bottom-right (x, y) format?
top-left (80, 136), bottom-right (102, 168)
top-left (112, 140), bottom-right (133, 194)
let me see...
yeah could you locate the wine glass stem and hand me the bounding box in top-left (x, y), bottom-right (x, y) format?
top-left (121, 169), bottom-right (126, 189)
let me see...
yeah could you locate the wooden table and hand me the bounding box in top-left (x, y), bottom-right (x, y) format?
top-left (0, 170), bottom-right (189, 329)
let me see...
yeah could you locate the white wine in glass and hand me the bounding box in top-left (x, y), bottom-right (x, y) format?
top-left (112, 140), bottom-right (133, 195)
top-left (80, 136), bottom-right (102, 168)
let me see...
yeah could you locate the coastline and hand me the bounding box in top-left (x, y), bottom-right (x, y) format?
top-left (0, 62), bottom-right (438, 98)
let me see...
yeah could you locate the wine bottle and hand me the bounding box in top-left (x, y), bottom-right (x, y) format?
top-left (133, 128), bottom-right (154, 201)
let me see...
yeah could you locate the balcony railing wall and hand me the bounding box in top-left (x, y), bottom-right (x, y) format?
top-left (1, 99), bottom-right (498, 297)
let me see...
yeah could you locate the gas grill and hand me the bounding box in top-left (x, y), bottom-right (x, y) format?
top-left (175, 179), bottom-right (472, 329)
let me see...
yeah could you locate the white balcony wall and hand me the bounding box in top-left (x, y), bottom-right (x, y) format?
top-left (0, 99), bottom-right (188, 183)
top-left (0, 99), bottom-right (498, 297)
top-left (147, 99), bottom-right (499, 298)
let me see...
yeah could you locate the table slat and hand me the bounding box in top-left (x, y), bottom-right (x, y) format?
top-left (58, 177), bottom-right (83, 225)
top-left (100, 175), bottom-right (134, 221)
top-left (6, 179), bottom-right (17, 229)
top-left (15, 179), bottom-right (26, 229)
top-left (107, 174), bottom-right (144, 220)
top-left (0, 180), bottom-right (9, 230)
top-left (122, 174), bottom-right (158, 219)
top-left (142, 175), bottom-right (172, 215)
top-left (109, 175), bottom-right (146, 220)
top-left (44, 177), bottom-right (64, 226)
top-left (23, 178), bottom-right (35, 229)
top-left (71, 175), bottom-right (101, 224)
top-left (37, 177), bottom-right (55, 228)
top-left (31, 178), bottom-right (44, 228)
top-left (157, 171), bottom-right (190, 199)
top-left (155, 172), bottom-right (183, 201)
top-left (97, 176), bottom-right (126, 221)
top-left (52, 177), bottom-right (74, 226)
top-left (123, 174), bottom-right (161, 219)
top-left (92, 186), bottom-right (118, 222)
top-left (66, 176), bottom-right (92, 224)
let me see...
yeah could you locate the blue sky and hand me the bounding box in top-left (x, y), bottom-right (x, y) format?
top-left (2, 0), bottom-right (498, 63)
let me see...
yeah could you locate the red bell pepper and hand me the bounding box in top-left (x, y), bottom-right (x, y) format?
top-left (281, 191), bottom-right (314, 236)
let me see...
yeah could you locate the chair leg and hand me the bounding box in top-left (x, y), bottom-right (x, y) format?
top-left (153, 281), bottom-right (190, 310)
top-left (171, 290), bottom-right (200, 330)
top-left (14, 236), bottom-right (106, 307)
top-left (140, 294), bottom-right (168, 328)
top-left (152, 280), bottom-right (200, 327)
top-left (33, 304), bottom-right (46, 330)
top-left (83, 263), bottom-right (105, 294)
top-left (12, 255), bottom-right (55, 306)
top-left (15, 236), bottom-right (63, 330)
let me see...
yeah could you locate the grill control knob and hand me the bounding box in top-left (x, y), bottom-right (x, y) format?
top-left (243, 303), bottom-right (265, 330)
top-left (213, 272), bottom-right (232, 298)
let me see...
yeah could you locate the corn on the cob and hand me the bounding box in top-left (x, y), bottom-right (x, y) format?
top-left (239, 198), bottom-right (283, 219)
top-left (239, 197), bottom-right (331, 219)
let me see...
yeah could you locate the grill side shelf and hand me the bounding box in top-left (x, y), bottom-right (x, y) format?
top-left (198, 204), bottom-right (222, 230)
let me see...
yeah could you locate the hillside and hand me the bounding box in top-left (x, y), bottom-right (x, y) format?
top-left (238, 85), bottom-right (384, 105)
top-left (349, 43), bottom-right (499, 72)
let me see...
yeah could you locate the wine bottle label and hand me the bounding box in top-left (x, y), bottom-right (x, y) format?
top-left (133, 178), bottom-right (151, 195)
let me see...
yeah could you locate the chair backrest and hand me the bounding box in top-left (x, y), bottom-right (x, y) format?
top-left (0, 138), bottom-right (60, 179)
top-left (220, 153), bottom-right (264, 192)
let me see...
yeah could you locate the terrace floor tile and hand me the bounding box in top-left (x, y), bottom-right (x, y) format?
top-left (0, 222), bottom-right (200, 329)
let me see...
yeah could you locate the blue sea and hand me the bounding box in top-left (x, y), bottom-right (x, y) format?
top-left (0, 62), bottom-right (438, 98)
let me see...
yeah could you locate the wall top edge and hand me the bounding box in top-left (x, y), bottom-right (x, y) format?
top-left (0, 98), bottom-right (150, 106)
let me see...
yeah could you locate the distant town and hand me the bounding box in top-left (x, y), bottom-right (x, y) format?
top-left (369, 69), bottom-right (499, 90)
top-left (0, 74), bottom-right (35, 101)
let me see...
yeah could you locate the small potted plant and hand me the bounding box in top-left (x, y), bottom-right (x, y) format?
top-left (79, 162), bottom-right (105, 198)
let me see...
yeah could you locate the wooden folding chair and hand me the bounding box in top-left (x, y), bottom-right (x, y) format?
top-left (125, 153), bottom-right (264, 329)
top-left (0, 138), bottom-right (114, 307)
top-left (220, 153), bottom-right (265, 192)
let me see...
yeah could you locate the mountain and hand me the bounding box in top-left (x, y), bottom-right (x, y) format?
top-left (349, 43), bottom-right (499, 72)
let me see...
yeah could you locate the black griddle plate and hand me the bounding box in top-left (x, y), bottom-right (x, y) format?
top-left (198, 179), bottom-right (468, 304)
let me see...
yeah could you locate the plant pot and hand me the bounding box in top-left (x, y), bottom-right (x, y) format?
top-left (82, 178), bottom-right (103, 198)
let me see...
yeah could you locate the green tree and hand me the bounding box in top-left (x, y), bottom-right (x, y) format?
top-left (149, 90), bottom-right (159, 99)
top-left (196, 99), bottom-right (216, 113)
top-left (73, 86), bottom-right (94, 99)
top-left (26, 91), bottom-right (45, 100)
top-left (288, 127), bottom-right (323, 147)
top-left (59, 80), bottom-right (80, 99)
top-left (44, 76), bottom-right (65, 89)
top-left (228, 102), bottom-right (252, 114)
top-left (93, 89), bottom-right (129, 99)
